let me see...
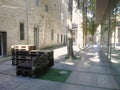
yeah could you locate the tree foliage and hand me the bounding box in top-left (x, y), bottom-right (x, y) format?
top-left (75, 0), bottom-right (97, 45)
top-left (87, 20), bottom-right (97, 36)
top-left (87, 0), bottom-right (97, 43)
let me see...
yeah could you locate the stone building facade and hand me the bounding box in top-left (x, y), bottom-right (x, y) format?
top-left (0, 0), bottom-right (69, 56)
top-left (72, 0), bottom-right (84, 48)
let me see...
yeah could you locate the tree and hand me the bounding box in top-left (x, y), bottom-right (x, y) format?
top-left (87, 20), bottom-right (98, 44)
top-left (75, 0), bottom-right (88, 47)
top-left (82, 0), bottom-right (88, 47)
top-left (67, 0), bottom-right (75, 59)
top-left (75, 0), bottom-right (96, 46)
top-left (75, 0), bottom-right (96, 45)
top-left (86, 0), bottom-right (97, 44)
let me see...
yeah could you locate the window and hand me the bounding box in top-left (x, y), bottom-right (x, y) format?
top-left (20, 23), bottom-right (25, 40)
top-left (35, 0), bottom-right (40, 6)
top-left (57, 34), bottom-right (59, 43)
top-left (64, 35), bottom-right (66, 44)
top-left (45, 4), bottom-right (48, 12)
top-left (51, 30), bottom-right (54, 40)
top-left (34, 27), bottom-right (39, 48)
top-left (61, 34), bottom-right (63, 43)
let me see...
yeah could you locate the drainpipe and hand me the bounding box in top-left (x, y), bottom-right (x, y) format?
top-left (26, 0), bottom-right (29, 45)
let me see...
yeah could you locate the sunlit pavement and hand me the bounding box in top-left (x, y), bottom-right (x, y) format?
top-left (65, 45), bottom-right (119, 90)
top-left (110, 45), bottom-right (120, 87)
top-left (0, 44), bottom-right (119, 90)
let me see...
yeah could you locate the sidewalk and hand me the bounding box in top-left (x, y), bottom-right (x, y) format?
top-left (64, 45), bottom-right (119, 90)
top-left (0, 56), bottom-right (11, 62)
top-left (0, 45), bottom-right (119, 90)
top-left (110, 46), bottom-right (120, 87)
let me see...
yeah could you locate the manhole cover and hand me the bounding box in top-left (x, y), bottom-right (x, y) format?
top-left (59, 71), bottom-right (68, 75)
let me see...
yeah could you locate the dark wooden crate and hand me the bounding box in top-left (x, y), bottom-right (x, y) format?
top-left (11, 45), bottom-right (36, 66)
top-left (16, 54), bottom-right (50, 78)
top-left (30, 50), bottom-right (54, 67)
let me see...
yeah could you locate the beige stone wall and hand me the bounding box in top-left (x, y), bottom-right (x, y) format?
top-left (41, 0), bottom-right (68, 47)
top-left (0, 0), bottom-right (68, 55)
top-left (0, 0), bottom-right (27, 55)
top-left (72, 0), bottom-right (83, 48)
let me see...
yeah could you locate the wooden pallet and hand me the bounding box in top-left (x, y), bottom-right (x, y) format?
top-left (16, 55), bottom-right (50, 78)
top-left (11, 45), bottom-right (35, 65)
top-left (11, 45), bottom-right (36, 51)
top-left (30, 50), bottom-right (54, 67)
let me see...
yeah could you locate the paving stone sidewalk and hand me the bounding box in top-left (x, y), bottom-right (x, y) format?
top-left (0, 45), bottom-right (119, 90)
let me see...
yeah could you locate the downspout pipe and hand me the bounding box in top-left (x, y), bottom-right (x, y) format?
top-left (26, 0), bottom-right (29, 44)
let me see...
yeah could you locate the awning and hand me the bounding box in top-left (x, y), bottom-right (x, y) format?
top-left (96, 0), bottom-right (119, 24)
top-left (96, 0), bottom-right (109, 24)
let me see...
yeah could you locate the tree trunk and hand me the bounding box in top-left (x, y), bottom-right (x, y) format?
top-left (67, 29), bottom-right (74, 59)
top-left (92, 35), bottom-right (94, 45)
top-left (82, 0), bottom-right (87, 47)
top-left (67, 0), bottom-right (74, 59)
top-left (82, 0), bottom-right (85, 47)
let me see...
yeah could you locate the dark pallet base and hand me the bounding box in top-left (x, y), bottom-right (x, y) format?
top-left (11, 46), bottom-right (54, 78)
top-left (16, 56), bottom-right (50, 78)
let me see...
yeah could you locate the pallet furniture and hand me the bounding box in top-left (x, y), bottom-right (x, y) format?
top-left (30, 50), bottom-right (54, 67)
top-left (11, 45), bottom-right (36, 65)
top-left (16, 54), bottom-right (49, 78)
top-left (11, 45), bottom-right (54, 77)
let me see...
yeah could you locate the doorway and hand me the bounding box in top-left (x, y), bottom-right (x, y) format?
top-left (34, 27), bottom-right (39, 49)
top-left (0, 32), bottom-right (7, 56)
top-left (0, 33), bottom-right (3, 56)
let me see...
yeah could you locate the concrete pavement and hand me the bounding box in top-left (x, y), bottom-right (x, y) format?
top-left (0, 56), bottom-right (11, 62)
top-left (110, 45), bottom-right (120, 87)
top-left (0, 45), bottom-right (119, 90)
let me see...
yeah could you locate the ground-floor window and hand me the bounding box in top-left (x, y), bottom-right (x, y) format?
top-left (20, 23), bottom-right (25, 40)
top-left (61, 34), bottom-right (63, 43)
top-left (57, 33), bottom-right (59, 43)
top-left (51, 30), bottom-right (54, 40)
top-left (0, 32), bottom-right (7, 56)
top-left (34, 26), bottom-right (39, 49)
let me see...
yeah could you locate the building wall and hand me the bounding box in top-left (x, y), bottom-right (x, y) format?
top-left (39, 0), bottom-right (68, 47)
top-left (0, 0), bottom-right (27, 55)
top-left (72, 0), bottom-right (83, 48)
top-left (0, 0), bottom-right (69, 56)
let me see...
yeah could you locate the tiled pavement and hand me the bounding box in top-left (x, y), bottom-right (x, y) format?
top-left (0, 45), bottom-right (119, 90)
